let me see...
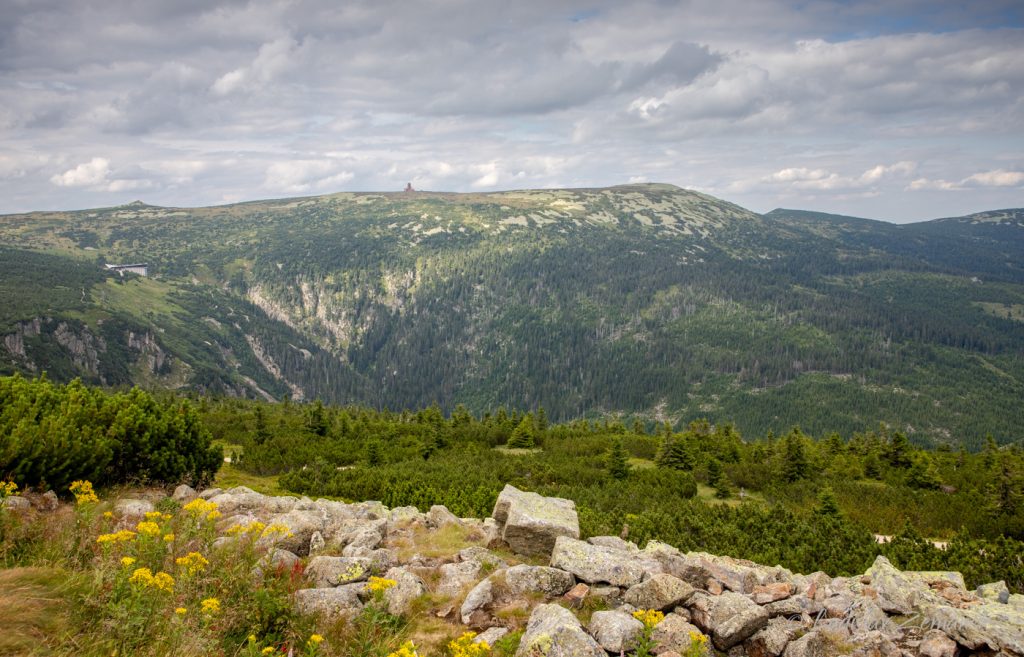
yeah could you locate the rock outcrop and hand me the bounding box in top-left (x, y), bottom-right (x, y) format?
top-left (179, 485), bottom-right (1024, 657)
top-left (491, 484), bottom-right (579, 557)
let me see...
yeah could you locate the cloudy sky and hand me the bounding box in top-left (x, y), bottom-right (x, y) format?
top-left (1, 0), bottom-right (1022, 221)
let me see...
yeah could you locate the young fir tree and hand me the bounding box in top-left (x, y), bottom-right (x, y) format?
top-left (659, 438), bottom-right (695, 471)
top-left (305, 399), bottom-right (328, 436)
top-left (253, 405), bottom-right (271, 445)
top-left (781, 429), bottom-right (810, 483)
top-left (605, 438), bottom-right (630, 480)
top-left (815, 488), bottom-right (842, 518)
top-left (507, 416), bottom-right (536, 448)
top-left (366, 440), bottom-right (383, 467)
top-left (906, 454), bottom-right (942, 490)
top-left (863, 452), bottom-right (882, 479)
top-left (535, 406), bottom-right (548, 433)
top-left (707, 457), bottom-right (724, 487)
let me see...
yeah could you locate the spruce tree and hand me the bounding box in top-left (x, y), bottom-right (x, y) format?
top-left (253, 405), bottom-right (271, 445)
top-left (507, 416), bottom-right (536, 448)
top-left (781, 429), bottom-right (809, 483)
top-left (815, 488), bottom-right (842, 517)
top-left (707, 457), bottom-right (724, 487)
top-left (366, 440), bottom-right (382, 466)
top-left (863, 452), bottom-right (882, 479)
top-left (659, 438), bottom-right (694, 471)
top-left (605, 438), bottom-right (630, 480)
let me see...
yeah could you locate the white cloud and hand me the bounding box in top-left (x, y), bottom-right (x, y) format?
top-left (907, 169), bottom-right (1024, 192)
top-left (1, 1), bottom-right (1021, 220)
top-left (263, 160), bottom-right (353, 193)
top-left (50, 158), bottom-right (111, 187)
top-left (963, 170), bottom-right (1024, 187)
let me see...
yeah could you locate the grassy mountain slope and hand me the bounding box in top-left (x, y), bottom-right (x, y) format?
top-left (1, 185), bottom-right (1022, 448)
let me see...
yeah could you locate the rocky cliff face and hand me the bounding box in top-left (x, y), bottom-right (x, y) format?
top-left (126, 484), bottom-right (1021, 657)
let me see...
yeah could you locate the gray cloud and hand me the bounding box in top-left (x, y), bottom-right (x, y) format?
top-left (0, 0), bottom-right (1021, 221)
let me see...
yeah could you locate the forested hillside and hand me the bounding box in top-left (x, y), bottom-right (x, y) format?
top-left (1, 185), bottom-right (1022, 449)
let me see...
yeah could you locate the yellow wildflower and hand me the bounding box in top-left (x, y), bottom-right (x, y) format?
top-left (163, 533), bottom-right (175, 542)
top-left (69, 480), bottom-right (99, 505)
top-left (227, 520), bottom-right (266, 536)
top-left (175, 551), bottom-right (209, 575)
top-left (144, 511), bottom-right (163, 519)
top-left (0, 481), bottom-right (17, 497)
top-left (175, 607), bottom-right (187, 616)
top-left (129, 567), bottom-right (154, 587)
top-left (308, 634), bottom-right (324, 645)
top-left (365, 576), bottom-right (397, 593)
top-left (632, 609), bottom-right (665, 630)
top-left (152, 571), bottom-right (175, 593)
top-left (120, 556), bottom-right (136, 567)
top-left (183, 498), bottom-right (218, 516)
top-left (448, 632), bottom-right (490, 657)
top-left (262, 523), bottom-right (293, 539)
top-left (96, 530), bottom-right (136, 545)
top-left (162, 513), bottom-right (173, 521)
top-left (206, 510), bottom-right (221, 521)
top-left (200, 597), bottom-right (220, 614)
top-left (385, 642), bottom-right (420, 657)
top-left (261, 648), bottom-right (275, 655)
top-left (135, 521), bottom-right (161, 537)
top-left (103, 511), bottom-right (113, 519)
top-left (248, 635), bottom-right (257, 643)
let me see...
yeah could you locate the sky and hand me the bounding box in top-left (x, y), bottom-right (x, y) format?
top-left (1, 0), bottom-right (1022, 222)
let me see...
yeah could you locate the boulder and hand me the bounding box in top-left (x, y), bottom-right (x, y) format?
top-left (474, 627), bottom-right (508, 646)
top-left (460, 578), bottom-right (496, 625)
top-left (294, 585), bottom-right (364, 619)
top-left (923, 599), bottom-right (1024, 655)
top-left (588, 610), bottom-right (644, 653)
top-left (388, 506), bottom-right (423, 525)
top-left (114, 498), bottom-right (155, 517)
top-left (976, 580), bottom-right (1011, 604)
top-left (690, 590), bottom-right (769, 650)
top-left (587, 535), bottom-right (638, 552)
top-left (428, 505), bottom-right (461, 527)
top-left (2, 496), bottom-right (30, 512)
top-left (261, 509), bottom-right (324, 556)
top-left (745, 618), bottom-right (802, 657)
top-left (549, 536), bottom-right (645, 587)
top-left (254, 548), bottom-right (300, 578)
top-left (459, 565), bottom-right (574, 624)
top-left (309, 530), bottom-right (325, 554)
top-left (863, 555), bottom-right (936, 614)
top-left (305, 556), bottom-right (372, 587)
top-left (624, 573), bottom-right (695, 611)
top-left (563, 582), bottom-right (589, 607)
top-left (437, 560), bottom-right (484, 597)
top-left (847, 630), bottom-right (900, 657)
top-left (208, 489), bottom-right (267, 514)
top-left (843, 598), bottom-right (898, 634)
top-left (503, 565), bottom-right (575, 598)
top-left (340, 519), bottom-right (387, 551)
top-left (382, 567), bottom-right (427, 616)
top-left (904, 571), bottom-right (967, 591)
top-left (918, 629), bottom-right (957, 657)
top-left (751, 582), bottom-right (793, 604)
top-left (37, 491), bottom-right (60, 511)
top-left (458, 546), bottom-right (508, 570)
top-left (650, 613), bottom-right (706, 655)
top-left (514, 603), bottom-right (605, 657)
top-left (171, 484), bottom-right (197, 503)
top-left (492, 484), bottom-right (579, 557)
top-left (782, 630), bottom-right (829, 657)
top-left (198, 487), bottom-right (222, 500)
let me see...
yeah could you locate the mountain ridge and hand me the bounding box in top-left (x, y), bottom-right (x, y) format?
top-left (1, 184), bottom-right (1022, 448)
